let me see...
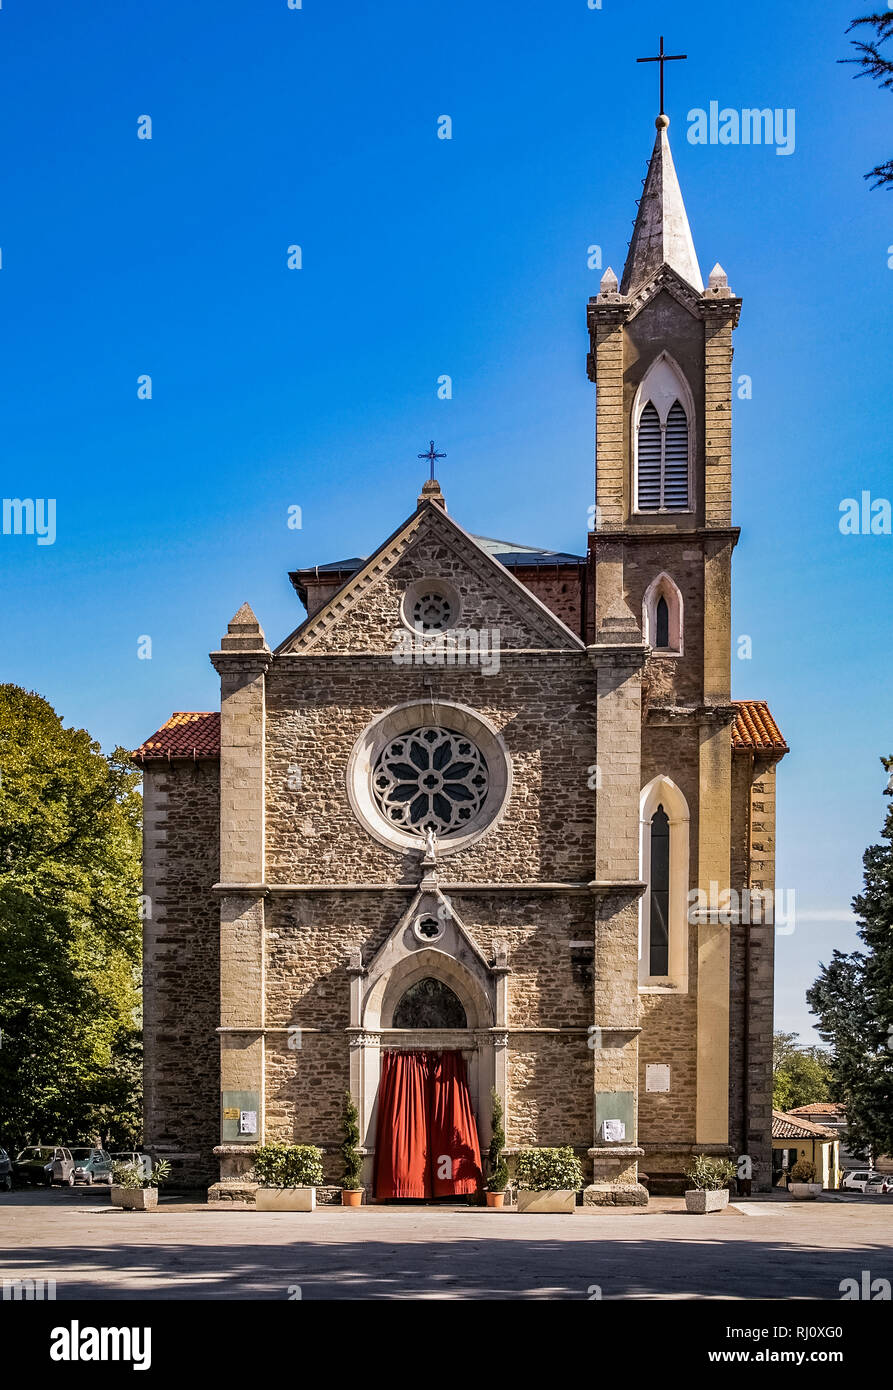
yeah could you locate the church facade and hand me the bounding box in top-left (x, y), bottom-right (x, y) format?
top-left (135, 114), bottom-right (788, 1201)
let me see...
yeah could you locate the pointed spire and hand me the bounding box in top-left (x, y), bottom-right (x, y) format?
top-left (620, 115), bottom-right (703, 296)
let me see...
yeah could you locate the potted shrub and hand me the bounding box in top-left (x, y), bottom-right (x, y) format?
top-left (110, 1159), bottom-right (170, 1212)
top-left (684, 1155), bottom-right (735, 1213)
top-left (339, 1091), bottom-right (364, 1206)
top-left (515, 1146), bottom-right (583, 1213)
top-left (485, 1090), bottom-right (508, 1208)
top-left (253, 1143), bottom-right (324, 1211)
top-left (788, 1158), bottom-right (823, 1200)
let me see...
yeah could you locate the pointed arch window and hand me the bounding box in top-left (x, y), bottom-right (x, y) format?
top-left (643, 572), bottom-right (684, 655)
top-left (648, 806), bottom-right (670, 977)
top-left (639, 776), bottom-right (690, 991)
top-left (633, 356), bottom-right (694, 514)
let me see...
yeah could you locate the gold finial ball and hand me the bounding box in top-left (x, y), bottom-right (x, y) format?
top-left (655, 113), bottom-right (670, 130)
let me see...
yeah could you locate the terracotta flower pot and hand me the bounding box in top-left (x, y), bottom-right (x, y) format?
top-left (485, 1191), bottom-right (505, 1208)
top-left (341, 1188), bottom-right (363, 1206)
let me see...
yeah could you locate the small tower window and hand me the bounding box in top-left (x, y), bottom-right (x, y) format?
top-left (633, 355), bottom-right (694, 514)
top-left (643, 572), bottom-right (683, 654)
top-left (656, 596), bottom-right (669, 649)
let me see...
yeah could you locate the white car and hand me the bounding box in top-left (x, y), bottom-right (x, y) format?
top-left (840, 1169), bottom-right (883, 1192)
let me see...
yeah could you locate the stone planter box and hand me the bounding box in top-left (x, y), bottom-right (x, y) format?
top-left (789, 1183), bottom-right (823, 1201)
top-left (255, 1187), bottom-right (317, 1212)
top-left (684, 1188), bottom-right (729, 1214)
top-left (110, 1185), bottom-right (158, 1212)
top-left (517, 1189), bottom-right (576, 1214)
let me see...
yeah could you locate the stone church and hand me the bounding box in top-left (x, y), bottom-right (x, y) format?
top-left (135, 113), bottom-right (788, 1201)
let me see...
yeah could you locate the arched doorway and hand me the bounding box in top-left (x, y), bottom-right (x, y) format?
top-left (373, 972), bottom-right (482, 1201)
top-left (347, 895), bottom-right (507, 1201)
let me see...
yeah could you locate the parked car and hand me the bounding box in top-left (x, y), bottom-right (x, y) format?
top-left (0, 1148), bottom-right (12, 1191)
top-left (840, 1168), bottom-right (883, 1193)
top-left (14, 1146), bottom-right (76, 1186)
top-left (110, 1151), bottom-right (153, 1181)
top-left (865, 1174), bottom-right (892, 1195)
top-left (68, 1147), bottom-right (113, 1186)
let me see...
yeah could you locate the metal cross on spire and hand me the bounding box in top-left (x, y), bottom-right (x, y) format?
top-left (636, 36), bottom-right (687, 116)
top-left (418, 440), bottom-right (446, 482)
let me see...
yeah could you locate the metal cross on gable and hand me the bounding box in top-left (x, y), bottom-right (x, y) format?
top-left (418, 440), bottom-right (446, 482)
top-left (637, 35), bottom-right (687, 116)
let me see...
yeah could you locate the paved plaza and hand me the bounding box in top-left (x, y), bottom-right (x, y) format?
top-left (2, 1189), bottom-right (891, 1300)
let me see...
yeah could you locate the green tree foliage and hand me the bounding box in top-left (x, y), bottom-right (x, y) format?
top-left (772, 1031), bottom-right (833, 1111)
top-left (486, 1088), bottom-right (507, 1192)
top-left (339, 1090), bottom-right (363, 1189)
top-left (0, 685), bottom-right (142, 1150)
top-left (807, 756), bottom-right (893, 1159)
top-left (842, 11), bottom-right (893, 187)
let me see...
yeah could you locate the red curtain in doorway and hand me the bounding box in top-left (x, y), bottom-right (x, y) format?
top-left (429, 1050), bottom-right (482, 1197)
top-left (375, 1050), bottom-right (482, 1199)
top-left (375, 1050), bottom-right (431, 1198)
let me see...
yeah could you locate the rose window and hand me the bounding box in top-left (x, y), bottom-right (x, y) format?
top-left (372, 726), bottom-right (488, 835)
top-left (411, 592), bottom-right (453, 632)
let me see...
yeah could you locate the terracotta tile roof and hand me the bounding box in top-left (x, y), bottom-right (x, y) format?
top-left (787, 1102), bottom-right (845, 1120)
top-left (772, 1109), bottom-right (839, 1142)
top-left (133, 712), bottom-right (220, 763)
top-left (732, 699), bottom-right (788, 753)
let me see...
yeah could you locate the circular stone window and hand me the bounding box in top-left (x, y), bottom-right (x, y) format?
top-left (346, 700), bottom-right (512, 855)
top-left (373, 726), bottom-right (488, 835)
top-left (401, 578), bottom-right (461, 635)
top-left (413, 913), bottom-right (444, 944)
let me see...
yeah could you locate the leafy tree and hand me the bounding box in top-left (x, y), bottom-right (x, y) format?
top-left (772, 1031), bottom-right (833, 1111)
top-left (807, 756), bottom-right (893, 1160)
top-left (842, 11), bottom-right (893, 187)
top-left (0, 685), bottom-right (142, 1151)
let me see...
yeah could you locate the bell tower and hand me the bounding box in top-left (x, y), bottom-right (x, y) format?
top-left (588, 111), bottom-right (743, 1148)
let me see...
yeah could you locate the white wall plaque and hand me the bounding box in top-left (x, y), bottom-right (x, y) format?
top-left (646, 1064), bottom-right (671, 1093)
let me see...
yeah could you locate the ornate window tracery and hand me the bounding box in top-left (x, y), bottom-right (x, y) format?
top-left (372, 725), bottom-right (489, 835)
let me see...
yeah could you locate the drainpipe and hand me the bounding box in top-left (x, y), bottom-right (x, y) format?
top-left (741, 751), bottom-right (754, 1192)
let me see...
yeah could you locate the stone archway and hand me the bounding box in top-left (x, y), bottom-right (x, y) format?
top-left (348, 929), bottom-right (505, 1189)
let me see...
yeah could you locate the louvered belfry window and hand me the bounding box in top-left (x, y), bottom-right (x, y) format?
top-left (636, 398), bottom-right (689, 511)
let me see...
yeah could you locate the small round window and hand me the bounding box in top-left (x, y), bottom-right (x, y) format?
top-left (401, 578), bottom-right (460, 635)
top-left (412, 591), bottom-right (452, 632)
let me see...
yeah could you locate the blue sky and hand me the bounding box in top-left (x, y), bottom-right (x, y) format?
top-left (1, 0), bottom-right (890, 1042)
